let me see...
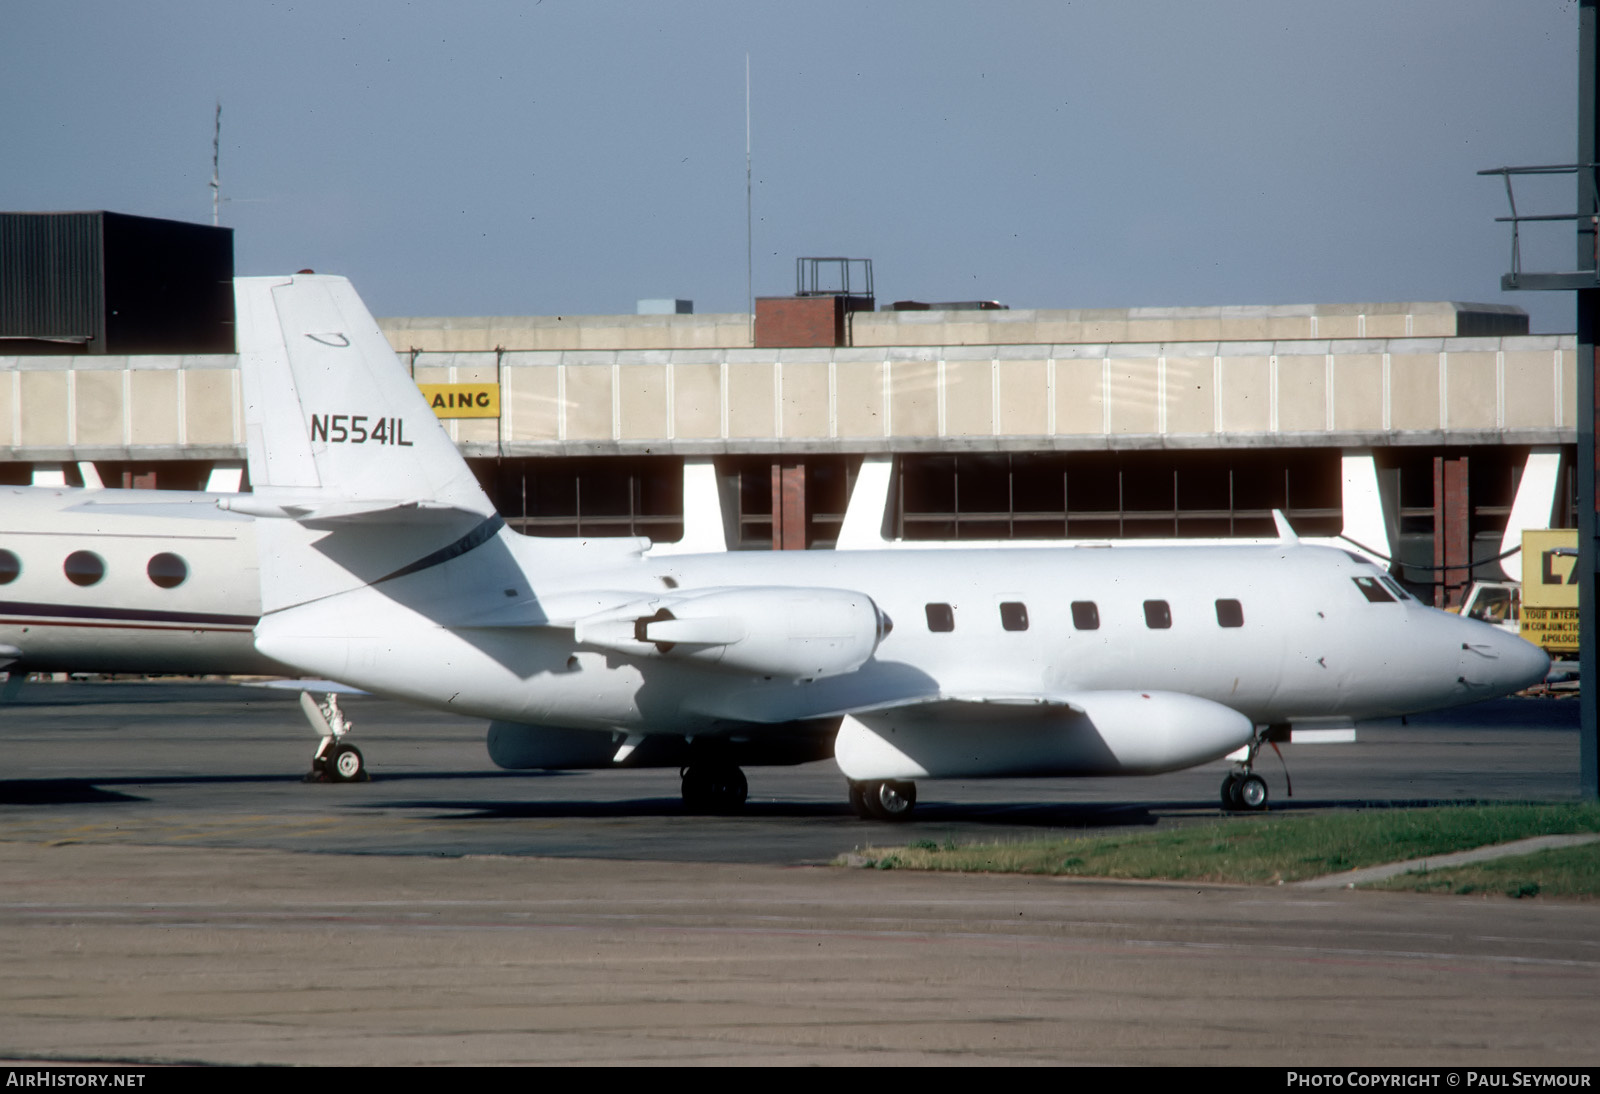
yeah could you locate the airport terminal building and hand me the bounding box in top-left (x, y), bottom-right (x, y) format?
top-left (0, 213), bottom-right (1577, 606)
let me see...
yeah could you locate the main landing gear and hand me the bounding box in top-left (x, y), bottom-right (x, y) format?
top-left (848, 779), bottom-right (917, 821)
top-left (680, 763), bottom-right (748, 813)
top-left (300, 691), bottom-right (368, 783)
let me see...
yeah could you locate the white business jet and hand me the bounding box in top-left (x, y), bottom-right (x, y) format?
top-left (0, 486), bottom-right (269, 677)
top-left (221, 273), bottom-right (1551, 819)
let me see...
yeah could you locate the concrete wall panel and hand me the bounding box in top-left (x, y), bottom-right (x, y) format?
top-left (1218, 316), bottom-right (1271, 341)
top-left (780, 362), bottom-right (830, 439)
top-left (889, 360), bottom-right (939, 437)
top-left (835, 360), bottom-right (885, 439)
top-left (1163, 356), bottom-right (1214, 434)
top-left (1317, 316), bottom-right (1363, 339)
top-left (563, 364), bottom-right (614, 441)
top-left (1266, 316), bottom-right (1315, 341)
top-left (943, 360), bottom-right (994, 436)
top-left (505, 366), bottom-right (560, 441)
top-left (725, 362), bottom-right (775, 439)
top-left (1390, 353), bottom-right (1440, 431)
top-left (182, 369), bottom-right (234, 445)
top-left (1054, 358), bottom-right (1104, 435)
top-left (1502, 350), bottom-right (1556, 430)
top-left (127, 370), bottom-right (178, 446)
top-left (19, 372), bottom-right (70, 447)
top-left (671, 363), bottom-right (722, 440)
top-left (1444, 352), bottom-right (1497, 430)
top-left (1218, 357), bottom-right (1270, 433)
top-left (1332, 354), bottom-right (1383, 430)
top-left (1276, 356), bottom-right (1326, 433)
top-left (0, 375), bottom-right (14, 447)
top-left (998, 359), bottom-right (1048, 435)
top-left (1364, 314), bottom-right (1412, 338)
top-left (1108, 358), bottom-right (1160, 435)
top-left (73, 369), bottom-right (124, 446)
top-left (618, 364), bottom-right (669, 441)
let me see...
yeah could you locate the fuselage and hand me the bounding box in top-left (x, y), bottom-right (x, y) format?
top-left (255, 527), bottom-right (1550, 735)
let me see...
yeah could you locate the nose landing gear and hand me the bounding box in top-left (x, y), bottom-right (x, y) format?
top-left (1220, 726), bottom-right (1290, 812)
top-left (1220, 770), bottom-right (1269, 811)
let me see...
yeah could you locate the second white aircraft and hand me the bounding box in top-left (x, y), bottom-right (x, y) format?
top-left (225, 275), bottom-right (1550, 819)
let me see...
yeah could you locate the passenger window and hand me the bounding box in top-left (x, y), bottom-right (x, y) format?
top-left (64, 550), bottom-right (105, 587)
top-left (1352, 577), bottom-right (1395, 603)
top-left (999, 602), bottom-right (1028, 631)
top-left (1215, 599), bottom-right (1244, 628)
top-left (1070, 601), bottom-right (1099, 630)
top-left (0, 549), bottom-right (18, 584)
top-left (1143, 600), bottom-right (1172, 629)
top-left (147, 552), bottom-right (188, 589)
top-left (925, 603), bottom-right (955, 632)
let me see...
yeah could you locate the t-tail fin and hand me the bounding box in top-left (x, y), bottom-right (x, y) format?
top-left (231, 275), bottom-right (504, 614)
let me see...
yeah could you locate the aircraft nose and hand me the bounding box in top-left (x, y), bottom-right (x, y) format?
top-left (1457, 626), bottom-right (1550, 695)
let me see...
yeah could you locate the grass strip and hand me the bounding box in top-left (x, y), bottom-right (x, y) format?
top-left (843, 802), bottom-right (1600, 887)
top-left (1365, 842), bottom-right (1600, 899)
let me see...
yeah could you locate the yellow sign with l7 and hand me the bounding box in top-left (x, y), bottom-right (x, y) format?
top-left (1521, 528), bottom-right (1579, 652)
top-left (417, 383), bottom-right (500, 419)
top-left (1522, 528), bottom-right (1579, 609)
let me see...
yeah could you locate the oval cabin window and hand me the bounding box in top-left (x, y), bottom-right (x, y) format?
top-left (0, 549), bottom-right (19, 584)
top-left (147, 552), bottom-right (188, 589)
top-left (64, 550), bottom-right (105, 587)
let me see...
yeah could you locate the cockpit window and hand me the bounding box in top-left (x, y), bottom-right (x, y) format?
top-left (1352, 576), bottom-right (1395, 603)
top-left (1379, 576), bottom-right (1412, 602)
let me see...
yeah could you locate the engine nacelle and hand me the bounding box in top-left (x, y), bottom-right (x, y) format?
top-left (573, 586), bottom-right (887, 680)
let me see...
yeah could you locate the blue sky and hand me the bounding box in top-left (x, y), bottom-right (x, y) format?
top-left (2, 1), bottom-right (1584, 330)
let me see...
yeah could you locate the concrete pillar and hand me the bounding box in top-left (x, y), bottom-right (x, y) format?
top-left (771, 460), bottom-right (807, 550)
top-left (1433, 454), bottom-right (1470, 608)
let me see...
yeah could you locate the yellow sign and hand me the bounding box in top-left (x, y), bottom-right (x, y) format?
top-left (1522, 607), bottom-right (1580, 652)
top-left (418, 383), bottom-right (500, 419)
top-left (1522, 528), bottom-right (1579, 609)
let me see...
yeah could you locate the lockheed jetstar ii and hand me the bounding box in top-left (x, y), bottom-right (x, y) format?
top-left (227, 275), bottom-right (1551, 819)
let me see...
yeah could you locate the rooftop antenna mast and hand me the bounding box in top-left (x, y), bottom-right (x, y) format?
top-left (746, 54), bottom-right (753, 346)
top-left (210, 100), bottom-right (221, 227)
